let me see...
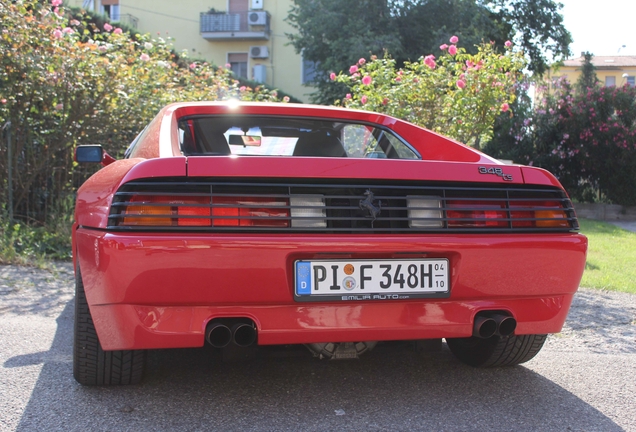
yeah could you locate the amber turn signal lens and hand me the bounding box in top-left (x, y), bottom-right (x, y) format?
top-left (121, 195), bottom-right (211, 226)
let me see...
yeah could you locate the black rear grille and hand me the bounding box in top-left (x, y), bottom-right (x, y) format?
top-left (107, 178), bottom-right (579, 233)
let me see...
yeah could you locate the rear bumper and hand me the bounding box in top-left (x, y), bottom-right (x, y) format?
top-left (75, 229), bottom-right (587, 350)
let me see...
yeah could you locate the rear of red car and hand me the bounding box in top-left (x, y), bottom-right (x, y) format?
top-left (72, 103), bottom-right (587, 385)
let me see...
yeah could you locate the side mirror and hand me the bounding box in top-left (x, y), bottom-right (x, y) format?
top-left (75, 145), bottom-right (103, 163)
top-left (75, 145), bottom-right (116, 166)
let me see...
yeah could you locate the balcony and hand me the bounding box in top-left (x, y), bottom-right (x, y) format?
top-left (113, 14), bottom-right (139, 30)
top-left (200, 11), bottom-right (271, 41)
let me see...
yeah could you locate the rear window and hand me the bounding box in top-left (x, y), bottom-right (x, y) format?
top-left (177, 116), bottom-right (419, 159)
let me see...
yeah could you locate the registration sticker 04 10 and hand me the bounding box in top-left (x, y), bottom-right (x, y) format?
top-left (294, 258), bottom-right (450, 302)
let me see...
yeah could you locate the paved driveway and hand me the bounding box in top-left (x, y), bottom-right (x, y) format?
top-left (1, 263), bottom-right (635, 431)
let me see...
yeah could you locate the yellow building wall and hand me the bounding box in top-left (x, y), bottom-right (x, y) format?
top-left (68, 0), bottom-right (315, 102)
top-left (551, 67), bottom-right (636, 88)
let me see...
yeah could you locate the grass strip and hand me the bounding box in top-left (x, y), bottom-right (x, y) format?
top-left (579, 219), bottom-right (636, 294)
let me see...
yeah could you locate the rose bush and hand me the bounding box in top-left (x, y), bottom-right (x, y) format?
top-left (332, 36), bottom-right (526, 149)
top-left (0, 0), bottom-right (282, 228)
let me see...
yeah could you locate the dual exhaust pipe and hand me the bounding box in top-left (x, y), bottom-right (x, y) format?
top-left (473, 312), bottom-right (517, 339)
top-left (206, 320), bottom-right (257, 348)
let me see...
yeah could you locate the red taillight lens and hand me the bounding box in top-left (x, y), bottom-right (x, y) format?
top-left (446, 200), bottom-right (508, 228)
top-left (212, 197), bottom-right (290, 227)
top-left (121, 195), bottom-right (210, 226)
top-left (446, 199), bottom-right (570, 229)
top-left (510, 200), bottom-right (569, 228)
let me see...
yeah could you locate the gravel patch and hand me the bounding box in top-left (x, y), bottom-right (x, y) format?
top-left (551, 287), bottom-right (636, 354)
top-left (0, 262), bottom-right (75, 317)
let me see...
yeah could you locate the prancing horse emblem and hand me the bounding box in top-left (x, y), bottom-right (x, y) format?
top-left (359, 189), bottom-right (382, 220)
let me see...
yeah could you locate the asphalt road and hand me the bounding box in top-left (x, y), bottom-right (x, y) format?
top-left (1, 264), bottom-right (635, 431)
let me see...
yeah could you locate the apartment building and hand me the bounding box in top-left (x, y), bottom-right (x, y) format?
top-left (70, 0), bottom-right (318, 101)
top-left (549, 54), bottom-right (636, 89)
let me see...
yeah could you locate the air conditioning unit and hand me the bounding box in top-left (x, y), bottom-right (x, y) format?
top-left (251, 0), bottom-right (264, 9)
top-left (250, 46), bottom-right (269, 59)
top-left (248, 11), bottom-right (267, 25)
top-left (253, 64), bottom-right (266, 83)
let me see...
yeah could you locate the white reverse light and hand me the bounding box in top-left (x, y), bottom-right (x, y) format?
top-left (290, 195), bottom-right (326, 228)
top-left (407, 196), bottom-right (443, 228)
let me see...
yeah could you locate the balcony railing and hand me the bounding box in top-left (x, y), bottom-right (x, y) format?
top-left (200, 11), bottom-right (270, 41)
top-left (113, 14), bottom-right (139, 29)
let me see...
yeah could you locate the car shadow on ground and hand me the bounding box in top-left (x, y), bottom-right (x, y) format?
top-left (5, 298), bottom-right (624, 432)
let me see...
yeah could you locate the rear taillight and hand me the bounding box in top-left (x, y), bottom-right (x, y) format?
top-left (446, 199), bottom-right (570, 228)
top-left (121, 195), bottom-right (211, 226)
top-left (510, 200), bottom-right (569, 228)
top-left (212, 197), bottom-right (290, 227)
top-left (447, 200), bottom-right (508, 228)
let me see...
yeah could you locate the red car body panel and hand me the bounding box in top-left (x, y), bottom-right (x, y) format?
top-left (73, 102), bottom-right (588, 351)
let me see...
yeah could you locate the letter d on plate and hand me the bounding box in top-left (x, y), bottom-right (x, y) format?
top-left (296, 262), bottom-right (311, 295)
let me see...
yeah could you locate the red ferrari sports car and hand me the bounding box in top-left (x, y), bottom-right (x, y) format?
top-left (72, 102), bottom-right (587, 385)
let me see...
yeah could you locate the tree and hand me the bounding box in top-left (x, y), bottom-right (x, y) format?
top-left (286, 0), bottom-right (403, 104)
top-left (484, 75), bottom-right (636, 205)
top-left (575, 52), bottom-right (599, 94)
top-left (286, 0), bottom-right (571, 103)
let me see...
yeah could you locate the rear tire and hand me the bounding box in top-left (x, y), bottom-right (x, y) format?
top-left (446, 334), bottom-right (547, 367)
top-left (73, 267), bottom-right (145, 385)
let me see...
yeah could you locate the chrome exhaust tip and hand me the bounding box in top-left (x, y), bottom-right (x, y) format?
top-left (232, 323), bottom-right (257, 347)
top-left (206, 322), bottom-right (232, 348)
top-left (492, 314), bottom-right (517, 337)
top-left (473, 315), bottom-right (497, 339)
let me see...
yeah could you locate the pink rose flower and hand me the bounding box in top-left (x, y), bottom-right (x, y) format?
top-left (501, 103), bottom-right (510, 112)
top-left (51, 0), bottom-right (62, 6)
top-left (423, 55), bottom-right (436, 69)
top-left (62, 27), bottom-right (73, 34)
top-left (358, 58), bottom-right (366, 65)
top-left (1, 99), bottom-right (7, 104)
top-left (448, 45), bottom-right (457, 55)
top-left (225, 63), bottom-right (231, 68)
top-left (113, 28), bottom-right (122, 34)
top-left (449, 35), bottom-right (458, 44)
top-left (98, 45), bottom-right (107, 53)
top-left (382, 98), bottom-right (388, 105)
top-left (240, 86), bottom-right (246, 92)
top-left (70, 19), bottom-right (80, 26)
top-left (361, 95), bottom-right (368, 104)
top-left (330, 72), bottom-right (336, 81)
top-left (456, 79), bottom-right (466, 89)
top-left (370, 55), bottom-right (377, 60)
top-left (349, 65), bottom-right (358, 74)
top-left (104, 23), bottom-right (113, 32)
top-left (52, 29), bottom-right (63, 39)
top-left (189, 62), bottom-right (196, 69)
top-left (140, 53), bottom-right (150, 61)
top-left (395, 76), bottom-right (402, 82)
top-left (505, 40), bottom-right (512, 47)
top-left (55, 103), bottom-right (63, 111)
top-left (439, 44), bottom-right (448, 50)
top-left (362, 75), bottom-right (372, 85)
top-left (345, 93), bottom-right (352, 99)
top-left (283, 96), bottom-right (290, 102)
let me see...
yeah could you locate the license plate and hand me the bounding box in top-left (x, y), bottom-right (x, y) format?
top-left (294, 259), bottom-right (450, 302)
